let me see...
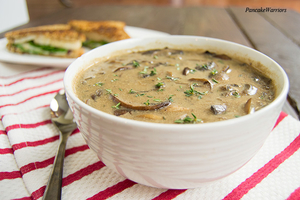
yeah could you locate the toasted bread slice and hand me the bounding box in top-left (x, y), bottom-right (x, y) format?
top-left (5, 24), bottom-right (86, 58)
top-left (68, 20), bottom-right (130, 48)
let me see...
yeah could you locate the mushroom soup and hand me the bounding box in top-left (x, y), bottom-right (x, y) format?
top-left (74, 48), bottom-right (275, 124)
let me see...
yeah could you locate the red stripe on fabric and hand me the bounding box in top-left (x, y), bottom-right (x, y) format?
top-left (0, 78), bottom-right (63, 97)
top-left (31, 185), bottom-right (45, 200)
top-left (12, 135), bottom-right (59, 151)
top-left (20, 157), bottom-right (54, 175)
top-left (20, 144), bottom-right (88, 175)
top-left (62, 161), bottom-right (105, 187)
top-left (150, 112), bottom-right (288, 199)
top-left (286, 186), bottom-right (300, 200)
top-left (31, 160), bottom-right (104, 200)
top-left (0, 70), bottom-right (64, 87)
top-left (13, 197), bottom-right (33, 200)
top-left (0, 171), bottom-right (22, 181)
top-left (152, 189), bottom-right (186, 200)
top-left (0, 89), bottom-right (60, 109)
top-left (223, 133), bottom-right (300, 200)
top-left (6, 119), bottom-right (52, 132)
top-left (1, 104), bottom-right (50, 120)
top-left (0, 148), bottom-right (13, 154)
top-left (87, 179), bottom-right (136, 200)
top-left (65, 144), bottom-right (89, 157)
top-left (12, 128), bottom-right (79, 151)
top-left (0, 130), bottom-right (7, 135)
top-left (0, 66), bottom-right (54, 79)
top-left (273, 111), bottom-right (288, 129)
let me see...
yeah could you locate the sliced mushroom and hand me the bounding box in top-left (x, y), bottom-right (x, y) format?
top-left (91, 89), bottom-right (102, 101)
top-left (207, 62), bottom-right (216, 70)
top-left (167, 49), bottom-right (184, 55)
top-left (182, 67), bottom-right (191, 75)
top-left (244, 98), bottom-right (255, 114)
top-left (166, 71), bottom-right (173, 77)
top-left (213, 54), bottom-right (231, 60)
top-left (141, 49), bottom-right (161, 55)
top-left (243, 84), bottom-right (257, 95)
top-left (214, 72), bottom-right (229, 81)
top-left (220, 84), bottom-right (239, 92)
top-left (222, 65), bottom-right (231, 73)
top-left (114, 109), bottom-right (132, 116)
top-left (113, 66), bottom-right (133, 72)
top-left (195, 62), bottom-right (216, 71)
top-left (111, 95), bottom-right (171, 110)
top-left (188, 78), bottom-right (213, 90)
top-left (211, 104), bottom-right (227, 115)
top-left (204, 51), bottom-right (231, 60)
top-left (164, 105), bottom-right (190, 112)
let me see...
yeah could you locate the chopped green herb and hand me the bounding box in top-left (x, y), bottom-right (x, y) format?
top-left (157, 77), bottom-right (161, 81)
top-left (114, 94), bottom-right (118, 96)
top-left (155, 82), bottom-right (164, 88)
top-left (174, 113), bottom-right (202, 124)
top-left (190, 69), bottom-right (196, 74)
top-left (211, 69), bottom-right (218, 75)
top-left (153, 99), bottom-right (161, 102)
top-left (111, 79), bottom-right (118, 82)
top-left (150, 68), bottom-right (157, 76)
top-left (212, 78), bottom-right (219, 83)
top-left (166, 76), bottom-right (179, 81)
top-left (232, 91), bottom-right (240, 98)
top-left (139, 66), bottom-right (149, 74)
top-left (129, 89), bottom-right (136, 94)
top-left (136, 93), bottom-right (145, 97)
top-left (196, 63), bottom-right (208, 70)
top-left (119, 88), bottom-right (123, 91)
top-left (168, 95), bottom-right (174, 102)
top-left (112, 102), bottom-right (121, 109)
top-left (147, 96), bottom-right (153, 98)
top-left (144, 99), bottom-right (150, 106)
top-left (184, 84), bottom-right (207, 98)
top-left (94, 82), bottom-right (104, 86)
top-left (105, 89), bottom-right (112, 94)
top-left (153, 55), bottom-right (158, 59)
top-left (132, 60), bottom-right (140, 67)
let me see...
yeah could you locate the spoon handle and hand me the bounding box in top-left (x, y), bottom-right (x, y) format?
top-left (42, 131), bottom-right (71, 200)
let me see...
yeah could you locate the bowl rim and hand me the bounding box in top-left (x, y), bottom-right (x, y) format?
top-left (64, 35), bottom-right (289, 130)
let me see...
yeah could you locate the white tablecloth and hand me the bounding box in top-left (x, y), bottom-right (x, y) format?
top-left (0, 62), bottom-right (300, 200)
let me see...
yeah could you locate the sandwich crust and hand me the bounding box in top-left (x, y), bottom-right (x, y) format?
top-left (5, 24), bottom-right (86, 58)
top-left (5, 24), bottom-right (86, 43)
top-left (68, 20), bottom-right (130, 42)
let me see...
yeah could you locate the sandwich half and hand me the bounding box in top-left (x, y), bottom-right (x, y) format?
top-left (5, 24), bottom-right (86, 58)
top-left (68, 20), bottom-right (130, 49)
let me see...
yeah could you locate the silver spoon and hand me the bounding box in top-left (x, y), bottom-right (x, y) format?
top-left (43, 90), bottom-right (77, 200)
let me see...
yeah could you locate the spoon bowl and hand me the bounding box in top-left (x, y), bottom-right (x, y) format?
top-left (43, 90), bottom-right (77, 200)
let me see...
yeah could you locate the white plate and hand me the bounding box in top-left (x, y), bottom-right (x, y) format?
top-left (0, 26), bottom-right (169, 68)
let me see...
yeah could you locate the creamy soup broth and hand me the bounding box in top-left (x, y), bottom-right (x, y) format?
top-left (74, 48), bottom-right (275, 124)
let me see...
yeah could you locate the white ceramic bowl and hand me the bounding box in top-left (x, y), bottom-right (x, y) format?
top-left (64, 36), bottom-right (289, 189)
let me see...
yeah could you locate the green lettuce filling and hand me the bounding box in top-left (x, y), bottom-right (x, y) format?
top-left (27, 41), bottom-right (68, 52)
top-left (82, 40), bottom-right (108, 49)
top-left (13, 41), bottom-right (68, 55)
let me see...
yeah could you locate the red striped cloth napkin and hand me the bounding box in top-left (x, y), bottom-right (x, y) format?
top-left (0, 62), bottom-right (300, 200)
